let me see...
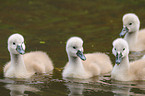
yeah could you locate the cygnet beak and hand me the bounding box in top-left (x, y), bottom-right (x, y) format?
top-left (115, 52), bottom-right (123, 65)
top-left (16, 45), bottom-right (25, 55)
top-left (119, 26), bottom-right (129, 37)
top-left (76, 50), bottom-right (86, 61)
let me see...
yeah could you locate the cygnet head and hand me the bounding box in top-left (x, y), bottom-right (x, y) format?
top-left (120, 13), bottom-right (140, 37)
top-left (8, 33), bottom-right (25, 55)
top-left (112, 38), bottom-right (129, 64)
top-left (66, 37), bottom-right (86, 61)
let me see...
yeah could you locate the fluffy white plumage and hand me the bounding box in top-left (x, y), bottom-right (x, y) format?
top-left (111, 38), bottom-right (145, 81)
top-left (62, 37), bottom-right (113, 79)
top-left (4, 33), bottom-right (54, 78)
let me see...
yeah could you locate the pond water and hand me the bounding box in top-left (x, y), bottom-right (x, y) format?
top-left (0, 0), bottom-right (145, 96)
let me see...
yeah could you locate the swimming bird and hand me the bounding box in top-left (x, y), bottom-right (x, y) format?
top-left (4, 33), bottom-right (54, 78)
top-left (119, 13), bottom-right (145, 51)
top-left (62, 37), bottom-right (113, 79)
top-left (111, 38), bottom-right (145, 81)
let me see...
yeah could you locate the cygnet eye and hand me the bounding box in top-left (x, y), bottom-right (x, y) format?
top-left (73, 46), bottom-right (76, 49)
top-left (13, 42), bottom-right (16, 45)
top-left (114, 48), bottom-right (116, 51)
top-left (129, 23), bottom-right (132, 25)
top-left (123, 48), bottom-right (125, 51)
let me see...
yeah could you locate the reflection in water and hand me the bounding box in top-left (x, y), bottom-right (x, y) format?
top-left (64, 74), bottom-right (145, 96)
top-left (112, 87), bottom-right (131, 96)
top-left (0, 78), bottom-right (42, 96)
top-left (111, 80), bottom-right (145, 96)
top-left (111, 81), bottom-right (132, 96)
top-left (66, 83), bottom-right (84, 96)
top-left (64, 77), bottom-right (100, 96)
top-left (5, 84), bottom-right (39, 96)
top-left (64, 76), bottom-right (113, 96)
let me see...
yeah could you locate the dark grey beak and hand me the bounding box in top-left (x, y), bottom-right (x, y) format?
top-left (16, 45), bottom-right (25, 55)
top-left (76, 50), bottom-right (86, 61)
top-left (119, 27), bottom-right (129, 37)
top-left (115, 53), bottom-right (122, 65)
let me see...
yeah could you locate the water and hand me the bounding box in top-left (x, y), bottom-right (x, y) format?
top-left (0, 0), bottom-right (145, 95)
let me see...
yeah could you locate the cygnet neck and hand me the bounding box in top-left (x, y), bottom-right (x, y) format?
top-left (116, 55), bottom-right (130, 72)
top-left (68, 55), bottom-right (82, 64)
top-left (10, 53), bottom-right (27, 72)
top-left (124, 30), bottom-right (138, 48)
top-left (68, 55), bottom-right (85, 70)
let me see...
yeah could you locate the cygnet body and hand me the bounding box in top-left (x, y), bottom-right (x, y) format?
top-left (111, 38), bottom-right (145, 81)
top-left (62, 37), bottom-right (113, 79)
top-left (4, 33), bottom-right (54, 78)
top-left (120, 13), bottom-right (145, 51)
